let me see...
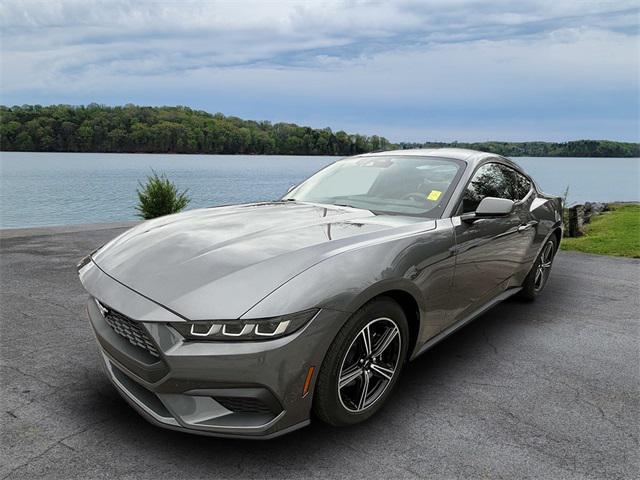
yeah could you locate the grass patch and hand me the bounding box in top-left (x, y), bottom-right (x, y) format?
top-left (561, 203), bottom-right (640, 258)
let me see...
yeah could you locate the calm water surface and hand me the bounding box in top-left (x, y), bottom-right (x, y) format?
top-left (1, 152), bottom-right (638, 229)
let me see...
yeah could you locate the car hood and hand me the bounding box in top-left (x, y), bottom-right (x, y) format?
top-left (92, 202), bottom-right (425, 320)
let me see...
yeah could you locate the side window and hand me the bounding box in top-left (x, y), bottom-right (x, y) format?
top-left (512, 170), bottom-right (531, 200)
top-left (461, 163), bottom-right (511, 212)
top-left (461, 163), bottom-right (532, 212)
top-left (497, 165), bottom-right (532, 201)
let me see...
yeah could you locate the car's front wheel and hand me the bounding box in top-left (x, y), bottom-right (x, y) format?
top-left (313, 297), bottom-right (409, 426)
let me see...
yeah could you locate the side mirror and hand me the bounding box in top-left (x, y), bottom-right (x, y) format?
top-left (461, 197), bottom-right (514, 223)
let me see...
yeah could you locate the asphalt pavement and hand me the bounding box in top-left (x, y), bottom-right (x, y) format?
top-left (1, 224), bottom-right (638, 479)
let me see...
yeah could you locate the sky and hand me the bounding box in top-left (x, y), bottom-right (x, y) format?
top-left (1, 0), bottom-right (639, 142)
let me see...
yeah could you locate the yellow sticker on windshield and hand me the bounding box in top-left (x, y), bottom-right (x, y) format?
top-left (427, 190), bottom-right (442, 201)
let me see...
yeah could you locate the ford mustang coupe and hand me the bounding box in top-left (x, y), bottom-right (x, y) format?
top-left (78, 148), bottom-right (563, 439)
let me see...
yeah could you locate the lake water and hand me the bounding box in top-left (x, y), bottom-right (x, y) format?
top-left (1, 152), bottom-right (638, 229)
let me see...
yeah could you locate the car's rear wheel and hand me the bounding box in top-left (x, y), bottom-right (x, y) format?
top-left (313, 297), bottom-right (409, 426)
top-left (519, 236), bottom-right (557, 301)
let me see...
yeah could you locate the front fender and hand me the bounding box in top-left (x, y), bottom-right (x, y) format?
top-left (242, 219), bottom-right (457, 347)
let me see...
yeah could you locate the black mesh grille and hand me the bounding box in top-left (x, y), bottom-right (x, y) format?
top-left (214, 397), bottom-right (273, 414)
top-left (99, 302), bottom-right (160, 358)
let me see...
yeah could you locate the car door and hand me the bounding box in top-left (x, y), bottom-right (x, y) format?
top-left (446, 162), bottom-right (537, 323)
top-left (502, 165), bottom-right (538, 281)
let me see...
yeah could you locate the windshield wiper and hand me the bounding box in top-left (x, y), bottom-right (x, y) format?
top-left (332, 203), bottom-right (357, 209)
top-left (284, 200), bottom-right (377, 213)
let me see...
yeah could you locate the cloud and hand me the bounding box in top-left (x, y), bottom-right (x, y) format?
top-left (1, 0), bottom-right (638, 141)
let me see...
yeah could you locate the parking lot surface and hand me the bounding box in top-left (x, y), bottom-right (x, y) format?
top-left (1, 225), bottom-right (638, 479)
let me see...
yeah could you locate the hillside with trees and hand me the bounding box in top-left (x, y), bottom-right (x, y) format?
top-left (0, 104), bottom-right (390, 155)
top-left (398, 140), bottom-right (640, 158)
top-left (1, 104), bottom-right (638, 157)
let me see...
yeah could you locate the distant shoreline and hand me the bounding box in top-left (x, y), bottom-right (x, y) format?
top-left (1, 151), bottom-right (639, 159)
top-left (2, 105), bottom-right (639, 158)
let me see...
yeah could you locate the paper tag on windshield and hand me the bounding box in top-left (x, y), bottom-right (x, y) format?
top-left (427, 190), bottom-right (442, 201)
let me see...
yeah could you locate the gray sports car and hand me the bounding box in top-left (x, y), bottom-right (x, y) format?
top-left (78, 148), bottom-right (563, 439)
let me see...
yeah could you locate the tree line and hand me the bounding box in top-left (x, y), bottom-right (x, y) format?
top-left (0, 104), bottom-right (391, 155)
top-left (398, 140), bottom-right (640, 158)
top-left (1, 104), bottom-right (638, 157)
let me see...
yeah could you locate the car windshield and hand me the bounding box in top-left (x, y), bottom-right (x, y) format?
top-left (283, 156), bottom-right (464, 216)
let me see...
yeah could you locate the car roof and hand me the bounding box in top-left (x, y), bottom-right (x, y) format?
top-left (354, 147), bottom-right (503, 168)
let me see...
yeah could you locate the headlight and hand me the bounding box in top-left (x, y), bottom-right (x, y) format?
top-left (169, 309), bottom-right (319, 341)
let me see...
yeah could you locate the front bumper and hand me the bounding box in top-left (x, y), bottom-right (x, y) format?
top-left (82, 267), bottom-right (345, 439)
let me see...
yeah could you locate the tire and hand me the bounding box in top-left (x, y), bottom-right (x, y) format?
top-left (518, 236), bottom-right (557, 301)
top-left (313, 297), bottom-right (409, 426)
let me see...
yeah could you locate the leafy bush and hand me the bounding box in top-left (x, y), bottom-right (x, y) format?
top-left (136, 170), bottom-right (190, 219)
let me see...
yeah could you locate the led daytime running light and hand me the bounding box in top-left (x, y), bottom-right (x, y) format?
top-left (170, 310), bottom-right (318, 341)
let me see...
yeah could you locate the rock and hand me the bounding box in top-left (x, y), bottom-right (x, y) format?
top-left (583, 202), bottom-right (608, 224)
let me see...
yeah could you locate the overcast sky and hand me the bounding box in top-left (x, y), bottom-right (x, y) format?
top-left (1, 0), bottom-right (638, 142)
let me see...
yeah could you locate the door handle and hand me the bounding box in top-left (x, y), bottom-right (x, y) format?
top-left (518, 221), bottom-right (538, 232)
